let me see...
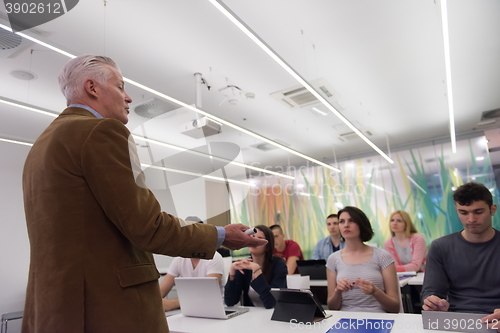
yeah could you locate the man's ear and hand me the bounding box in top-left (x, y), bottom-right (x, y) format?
top-left (490, 204), bottom-right (497, 216)
top-left (84, 79), bottom-right (98, 98)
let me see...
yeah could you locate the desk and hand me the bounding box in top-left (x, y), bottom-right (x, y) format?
top-left (297, 274), bottom-right (425, 313)
top-left (166, 307), bottom-right (459, 333)
top-left (409, 273), bottom-right (425, 285)
top-left (309, 274), bottom-right (423, 288)
top-left (400, 273), bottom-right (425, 313)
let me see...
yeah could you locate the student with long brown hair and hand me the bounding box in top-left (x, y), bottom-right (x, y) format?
top-left (327, 206), bottom-right (400, 313)
top-left (224, 225), bottom-right (287, 309)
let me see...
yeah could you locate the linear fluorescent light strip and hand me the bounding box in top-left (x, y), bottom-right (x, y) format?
top-left (132, 135), bottom-right (295, 180)
top-left (406, 175), bottom-right (427, 194)
top-left (141, 163), bottom-right (253, 186)
top-left (0, 96), bottom-right (292, 181)
top-left (0, 23), bottom-right (76, 59)
top-left (440, 0), bottom-right (457, 153)
top-left (0, 24), bottom-right (339, 173)
top-left (0, 98), bottom-right (58, 118)
top-left (0, 137), bottom-right (252, 185)
top-left (0, 137), bottom-right (33, 146)
top-left (124, 78), bottom-right (340, 172)
top-left (208, 0), bottom-right (394, 165)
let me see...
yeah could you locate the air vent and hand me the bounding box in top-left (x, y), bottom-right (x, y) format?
top-left (133, 98), bottom-right (186, 119)
top-left (0, 29), bottom-right (22, 50)
top-left (0, 23), bottom-right (33, 58)
top-left (337, 130), bottom-right (373, 142)
top-left (338, 132), bottom-right (360, 142)
top-left (270, 78), bottom-right (338, 109)
top-left (481, 108), bottom-right (500, 120)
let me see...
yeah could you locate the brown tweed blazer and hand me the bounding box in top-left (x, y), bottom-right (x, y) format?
top-left (22, 107), bottom-right (217, 333)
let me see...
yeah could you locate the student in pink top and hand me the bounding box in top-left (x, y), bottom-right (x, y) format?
top-left (383, 210), bottom-right (427, 272)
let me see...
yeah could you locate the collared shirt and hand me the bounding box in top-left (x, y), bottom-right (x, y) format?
top-left (68, 104), bottom-right (103, 118)
top-left (68, 104), bottom-right (227, 247)
top-left (312, 235), bottom-right (345, 260)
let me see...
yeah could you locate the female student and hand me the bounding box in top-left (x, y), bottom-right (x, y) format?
top-left (384, 210), bottom-right (426, 272)
top-left (327, 206), bottom-right (400, 313)
top-left (224, 225), bottom-right (287, 309)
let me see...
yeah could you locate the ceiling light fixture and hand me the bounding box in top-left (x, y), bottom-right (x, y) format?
top-left (0, 137), bottom-right (33, 146)
top-left (0, 23), bottom-right (76, 59)
top-left (0, 97), bottom-right (58, 118)
top-left (0, 96), bottom-right (294, 179)
top-left (440, 0), bottom-right (457, 154)
top-left (124, 77), bottom-right (340, 172)
top-left (132, 135), bottom-right (295, 180)
top-left (208, 0), bottom-right (394, 165)
top-left (0, 24), bottom-right (339, 173)
top-left (141, 163), bottom-right (252, 186)
top-left (0, 134), bottom-right (252, 185)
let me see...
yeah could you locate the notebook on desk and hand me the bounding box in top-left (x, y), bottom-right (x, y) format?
top-left (296, 259), bottom-right (327, 280)
top-left (174, 277), bottom-right (249, 320)
top-left (422, 310), bottom-right (496, 333)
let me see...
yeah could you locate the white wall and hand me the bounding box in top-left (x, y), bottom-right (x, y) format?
top-left (0, 142), bottom-right (30, 318)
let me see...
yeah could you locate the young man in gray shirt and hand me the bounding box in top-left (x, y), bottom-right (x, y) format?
top-left (422, 182), bottom-right (500, 323)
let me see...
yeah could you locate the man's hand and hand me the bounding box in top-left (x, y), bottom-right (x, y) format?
top-left (422, 295), bottom-right (449, 311)
top-left (481, 308), bottom-right (500, 332)
top-left (222, 224), bottom-right (267, 250)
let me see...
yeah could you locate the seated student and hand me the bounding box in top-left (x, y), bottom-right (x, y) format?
top-left (159, 217), bottom-right (224, 311)
top-left (224, 225), bottom-right (287, 309)
top-left (312, 214), bottom-right (345, 260)
top-left (327, 206), bottom-right (400, 313)
top-left (383, 210), bottom-right (426, 272)
top-left (422, 182), bottom-right (500, 316)
top-left (160, 251), bottom-right (224, 311)
top-left (270, 224), bottom-right (304, 274)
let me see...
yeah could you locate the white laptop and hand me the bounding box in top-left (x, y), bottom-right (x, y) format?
top-left (422, 310), bottom-right (496, 333)
top-left (174, 277), bottom-right (249, 320)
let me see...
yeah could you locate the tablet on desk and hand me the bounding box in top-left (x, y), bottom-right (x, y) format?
top-left (270, 288), bottom-right (331, 323)
top-left (422, 310), bottom-right (496, 333)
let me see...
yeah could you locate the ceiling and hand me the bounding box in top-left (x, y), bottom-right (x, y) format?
top-left (1, 0), bottom-right (499, 178)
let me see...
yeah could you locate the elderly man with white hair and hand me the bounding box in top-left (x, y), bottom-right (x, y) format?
top-left (22, 55), bottom-right (265, 333)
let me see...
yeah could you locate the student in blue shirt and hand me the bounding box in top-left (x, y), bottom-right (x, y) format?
top-left (312, 214), bottom-right (345, 260)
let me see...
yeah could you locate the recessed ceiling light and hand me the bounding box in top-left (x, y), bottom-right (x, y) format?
top-left (10, 70), bottom-right (36, 81)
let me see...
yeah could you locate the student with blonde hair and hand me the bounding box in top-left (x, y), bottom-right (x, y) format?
top-left (383, 210), bottom-right (426, 272)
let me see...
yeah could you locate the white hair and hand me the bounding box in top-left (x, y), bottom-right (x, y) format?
top-left (58, 55), bottom-right (121, 104)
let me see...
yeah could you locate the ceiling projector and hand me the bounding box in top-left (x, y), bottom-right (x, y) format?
top-left (180, 117), bottom-right (222, 139)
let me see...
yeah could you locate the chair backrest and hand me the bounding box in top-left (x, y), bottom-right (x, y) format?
top-left (286, 274), bottom-right (310, 289)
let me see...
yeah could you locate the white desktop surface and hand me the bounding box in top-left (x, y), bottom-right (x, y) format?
top-left (308, 274), bottom-right (424, 288)
top-left (166, 307), bottom-right (457, 333)
top-left (408, 272), bottom-right (425, 286)
top-left (309, 279), bottom-right (327, 287)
